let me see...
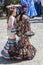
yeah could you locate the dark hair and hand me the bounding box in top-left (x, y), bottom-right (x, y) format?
top-left (19, 10), bottom-right (26, 21)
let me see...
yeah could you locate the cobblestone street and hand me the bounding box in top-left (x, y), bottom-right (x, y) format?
top-left (0, 18), bottom-right (43, 65)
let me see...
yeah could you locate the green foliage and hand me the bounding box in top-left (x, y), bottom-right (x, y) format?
top-left (11, 0), bottom-right (19, 4)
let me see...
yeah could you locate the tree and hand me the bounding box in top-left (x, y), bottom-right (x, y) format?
top-left (11, 0), bottom-right (19, 4)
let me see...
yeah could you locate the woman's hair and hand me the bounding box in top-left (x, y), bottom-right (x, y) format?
top-left (7, 9), bottom-right (14, 23)
top-left (19, 10), bottom-right (26, 21)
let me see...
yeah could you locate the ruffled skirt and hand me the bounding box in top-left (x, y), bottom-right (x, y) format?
top-left (1, 39), bottom-right (36, 60)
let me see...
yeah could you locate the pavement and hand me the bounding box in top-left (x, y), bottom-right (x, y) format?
top-left (0, 17), bottom-right (43, 65)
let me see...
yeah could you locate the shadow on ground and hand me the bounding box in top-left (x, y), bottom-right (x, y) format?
top-left (0, 16), bottom-right (7, 20)
top-left (0, 56), bottom-right (28, 64)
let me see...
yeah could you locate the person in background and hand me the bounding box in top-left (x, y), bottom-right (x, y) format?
top-left (34, 0), bottom-right (41, 16)
top-left (16, 0), bottom-right (22, 18)
top-left (0, 0), bottom-right (2, 2)
top-left (21, 0), bottom-right (37, 18)
top-left (3, 0), bottom-right (11, 16)
top-left (20, 0), bottom-right (27, 14)
top-left (27, 0), bottom-right (37, 18)
top-left (40, 0), bottom-right (43, 20)
top-left (2, 0), bottom-right (4, 4)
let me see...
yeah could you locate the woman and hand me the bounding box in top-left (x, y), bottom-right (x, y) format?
top-left (13, 11), bottom-right (36, 60)
top-left (21, 0), bottom-right (37, 18)
top-left (1, 8), bottom-right (20, 59)
top-left (3, 0), bottom-right (11, 16)
top-left (26, 0), bottom-right (37, 17)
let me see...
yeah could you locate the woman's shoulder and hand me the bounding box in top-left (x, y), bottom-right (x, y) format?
top-left (9, 16), bottom-right (14, 19)
top-left (9, 16), bottom-right (16, 21)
